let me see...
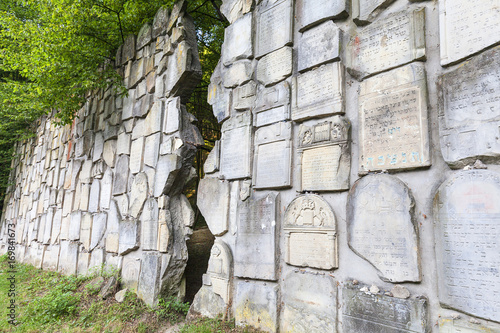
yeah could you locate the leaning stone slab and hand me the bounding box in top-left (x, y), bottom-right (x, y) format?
top-left (434, 170), bottom-right (500, 322)
top-left (235, 192), bottom-right (279, 281)
top-left (342, 283), bottom-right (428, 333)
top-left (220, 112), bottom-right (252, 180)
top-left (359, 63), bottom-right (431, 173)
top-left (255, 0), bottom-right (293, 58)
top-left (165, 39), bottom-right (202, 99)
top-left (352, 0), bottom-right (395, 25)
top-left (282, 271), bottom-right (337, 333)
top-left (291, 62), bottom-right (344, 121)
top-left (438, 46), bottom-right (500, 168)
top-left (298, 21), bottom-right (341, 73)
top-left (439, 0), bottom-right (500, 66)
top-left (197, 177), bottom-right (230, 236)
top-left (296, 0), bottom-right (348, 31)
top-left (222, 13), bottom-right (253, 66)
top-left (346, 8), bottom-right (426, 80)
top-left (235, 281), bottom-right (278, 333)
top-left (137, 252), bottom-right (161, 306)
top-left (347, 174), bottom-right (421, 283)
top-left (153, 154), bottom-right (182, 197)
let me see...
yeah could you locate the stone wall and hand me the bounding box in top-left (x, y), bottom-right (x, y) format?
top-left (191, 0), bottom-right (500, 332)
top-left (0, 0), bottom-right (203, 306)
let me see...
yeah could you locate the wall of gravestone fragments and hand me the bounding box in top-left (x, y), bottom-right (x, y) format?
top-left (0, 1), bottom-right (204, 306)
top-left (190, 0), bottom-right (500, 332)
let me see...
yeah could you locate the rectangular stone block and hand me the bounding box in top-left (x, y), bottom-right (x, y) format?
top-left (346, 8), bottom-right (426, 80)
top-left (235, 281), bottom-right (278, 333)
top-left (255, 0), bottom-right (293, 58)
top-left (291, 62), bottom-right (344, 121)
top-left (439, 0), bottom-right (500, 66)
top-left (256, 47), bottom-right (292, 86)
top-left (222, 13), bottom-right (253, 66)
top-left (296, 0), bottom-right (348, 31)
top-left (359, 63), bottom-right (431, 172)
top-left (298, 20), bottom-right (341, 73)
top-left (254, 82), bottom-right (290, 128)
top-left (220, 112), bottom-right (252, 180)
top-left (144, 133), bottom-right (160, 168)
top-left (129, 137), bottom-right (144, 174)
top-left (163, 97), bottom-right (181, 134)
top-left (438, 46), bottom-right (500, 168)
top-left (235, 192), bottom-right (279, 280)
top-left (342, 284), bottom-right (428, 333)
top-left (253, 122), bottom-right (292, 189)
top-left (141, 198), bottom-right (159, 250)
top-left (233, 81), bottom-right (256, 111)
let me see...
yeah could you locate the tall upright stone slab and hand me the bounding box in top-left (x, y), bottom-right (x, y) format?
top-left (253, 122), bottom-right (292, 189)
top-left (282, 272), bottom-right (337, 333)
top-left (220, 112), bottom-right (252, 180)
top-left (296, 0), bottom-right (348, 31)
top-left (347, 174), bottom-right (421, 282)
top-left (342, 283), bottom-right (428, 333)
top-left (113, 155), bottom-right (129, 195)
top-left (235, 192), bottom-right (279, 280)
top-left (255, 0), bottom-right (293, 58)
top-left (235, 281), bottom-right (278, 333)
top-left (291, 62), bottom-right (344, 121)
top-left (197, 177), bottom-right (230, 236)
top-left (346, 9), bottom-right (426, 80)
top-left (284, 194), bottom-right (337, 270)
top-left (137, 252), bottom-right (161, 306)
top-left (129, 172), bottom-right (148, 219)
top-left (359, 63), bottom-right (431, 173)
top-left (141, 198), bottom-right (159, 251)
top-left (434, 170), bottom-right (500, 322)
top-left (298, 21), bottom-right (341, 73)
top-left (203, 240), bottom-right (233, 304)
top-left (122, 255), bottom-right (141, 292)
top-left (438, 46), bottom-right (500, 168)
top-left (90, 213), bottom-right (107, 251)
top-left (352, 0), bottom-right (395, 25)
top-left (298, 116), bottom-right (350, 191)
top-left (439, 0), bottom-right (500, 66)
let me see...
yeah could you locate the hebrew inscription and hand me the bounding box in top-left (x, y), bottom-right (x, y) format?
top-left (255, 0), bottom-right (293, 58)
top-left (220, 112), bottom-right (252, 180)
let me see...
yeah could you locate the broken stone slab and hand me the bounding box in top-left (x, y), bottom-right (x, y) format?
top-left (99, 276), bottom-right (119, 300)
top-left (115, 288), bottom-right (128, 303)
top-left (220, 0), bottom-right (252, 24)
top-left (118, 218), bottom-right (139, 255)
top-left (296, 0), bottom-right (349, 31)
top-left (137, 252), bottom-right (162, 306)
top-left (347, 174), bottom-right (421, 283)
top-left (352, 0), bottom-right (395, 25)
top-left (112, 155), bottom-right (129, 195)
top-left (254, 82), bottom-right (290, 128)
top-left (188, 285), bottom-right (227, 319)
top-left (102, 139), bottom-right (116, 168)
top-left (88, 179), bottom-right (100, 213)
top-left (121, 255), bottom-right (141, 292)
top-left (197, 178), bottom-right (230, 236)
top-left (136, 23), bottom-right (152, 50)
top-left (235, 281), bottom-right (278, 333)
top-left (122, 34), bottom-right (136, 64)
top-left (141, 198), bottom-right (159, 251)
top-left (222, 60), bottom-right (254, 88)
top-left (222, 13), bottom-right (253, 66)
top-left (203, 140), bottom-right (220, 174)
top-left (233, 81), bottom-right (256, 111)
top-left (220, 112), bottom-right (252, 180)
top-left (90, 212), bottom-right (107, 251)
top-left (153, 154), bottom-right (182, 197)
top-left (100, 168), bottom-right (112, 210)
top-left (129, 172), bottom-right (148, 218)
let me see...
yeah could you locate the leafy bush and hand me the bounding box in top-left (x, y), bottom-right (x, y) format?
top-left (155, 297), bottom-right (190, 321)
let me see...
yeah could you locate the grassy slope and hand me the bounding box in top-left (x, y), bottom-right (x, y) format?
top-left (0, 255), bottom-right (261, 333)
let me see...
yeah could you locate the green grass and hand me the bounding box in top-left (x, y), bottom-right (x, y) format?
top-left (0, 254), bottom-right (263, 332)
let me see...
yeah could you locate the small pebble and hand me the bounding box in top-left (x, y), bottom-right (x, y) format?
top-left (369, 285), bottom-right (380, 294)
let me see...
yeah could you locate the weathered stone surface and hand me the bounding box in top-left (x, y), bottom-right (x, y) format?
top-left (233, 81), bottom-right (256, 111)
top-left (90, 213), bottom-right (106, 251)
top-left (235, 281), bottom-right (278, 333)
top-left (296, 0), bottom-right (348, 31)
top-left (222, 13), bottom-right (253, 66)
top-left (438, 46), bottom-right (500, 168)
top-left (208, 63), bottom-right (232, 122)
top-left (129, 173), bottom-right (148, 218)
top-left (163, 97), bottom-right (181, 134)
top-left (103, 139), bottom-right (116, 167)
top-left (93, 132), bottom-right (104, 162)
top-left (58, 241), bottom-right (78, 275)
top-left (116, 129), bottom-right (131, 155)
top-left (137, 252), bottom-right (161, 306)
top-left (253, 82), bottom-right (290, 128)
top-left (291, 62), bottom-right (344, 121)
top-left (204, 240), bottom-right (232, 304)
top-left (281, 271), bottom-right (337, 332)
top-left (122, 34), bottom-right (136, 64)
top-left (298, 116), bottom-right (350, 191)
top-left (136, 23), bottom-right (152, 50)
top-left (80, 212), bottom-right (93, 250)
top-left (434, 170), bottom-right (500, 322)
top-left (298, 21), bottom-right (341, 73)
top-left (88, 179), bottom-right (100, 213)
top-left (220, 112), bottom-right (252, 180)
top-left (253, 122), bottom-right (292, 189)
top-left (359, 63), bottom-right (430, 172)
top-left (342, 283), bottom-right (428, 333)
top-left (100, 168), bottom-right (113, 210)
top-left (153, 154), bottom-right (182, 197)
top-left (112, 155), bottom-right (129, 195)
top-left (165, 0), bottom-right (185, 33)
top-left (143, 134), bottom-right (160, 168)
top-left (152, 6), bottom-right (169, 38)
top-left (235, 192), bottom-right (279, 280)
top-left (255, 0), bottom-right (293, 58)
top-left (284, 194), bottom-right (337, 270)
top-left (222, 60), bottom-right (253, 88)
top-left (347, 174), bottom-right (421, 282)
top-left (141, 198), bottom-right (159, 250)
top-left (439, 0), bottom-right (500, 66)
top-left (197, 177), bottom-right (230, 236)
top-left (188, 285), bottom-right (226, 319)
top-left (68, 211), bottom-right (81, 241)
top-left (256, 47), bottom-right (292, 86)
top-left (165, 39), bottom-right (202, 99)
top-left (51, 209), bottom-right (62, 244)
top-left (42, 245), bottom-right (60, 271)
top-left (203, 140), bottom-right (220, 174)
top-left (122, 255), bottom-right (141, 291)
top-left (352, 0), bottom-right (395, 25)
top-left (439, 317), bottom-right (500, 333)
top-left (118, 218), bottom-right (139, 255)
top-left (346, 9), bottom-right (426, 80)
top-left (129, 137), bottom-right (144, 174)
top-left (220, 0), bottom-right (252, 24)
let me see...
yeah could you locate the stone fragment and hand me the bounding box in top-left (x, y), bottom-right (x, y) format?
top-left (281, 271), bottom-right (337, 333)
top-left (296, 0), bottom-right (348, 31)
top-left (80, 212), bottom-right (93, 250)
top-left (163, 97), bottom-right (181, 134)
top-left (346, 9), bottom-right (426, 80)
top-left (256, 47), bottom-right (292, 86)
top-left (342, 283), bottom-right (428, 333)
top-left (165, 0), bottom-right (186, 34)
top-left (88, 179), bottom-right (100, 213)
top-left (197, 178), bottom-right (230, 236)
top-left (118, 218), bottom-right (139, 255)
top-left (203, 140), bottom-right (220, 174)
top-left (220, 0), bottom-right (252, 24)
top-left (235, 192), bottom-right (279, 280)
top-left (255, 0), bottom-right (293, 58)
top-left (391, 285), bottom-right (410, 299)
top-left (93, 132), bottom-right (104, 162)
top-left (137, 252), bottom-right (161, 306)
top-left (291, 62), bottom-right (344, 121)
top-left (253, 122), bottom-right (292, 189)
top-left (220, 112), bottom-right (252, 180)
top-left (103, 140), bottom-right (116, 167)
top-left (122, 34), bottom-right (136, 64)
top-left (208, 60), bottom-right (231, 123)
top-left (144, 133), bottom-right (160, 168)
top-left (298, 20), bottom-right (341, 72)
top-left (115, 288), bottom-right (128, 303)
top-left (141, 198), bottom-right (159, 250)
top-left (42, 245), bottom-right (60, 271)
top-left (99, 276), bottom-right (119, 300)
top-left (188, 285), bottom-right (226, 319)
top-left (347, 174), bottom-right (421, 282)
top-left (235, 281), bottom-right (278, 333)
top-left (222, 60), bottom-right (253, 88)
top-left (100, 168), bottom-right (112, 210)
top-left (298, 116), bottom-right (351, 191)
top-left (284, 194), bottom-right (337, 270)
top-left (129, 137), bottom-right (144, 174)
top-left (359, 63), bottom-right (430, 172)
top-left (129, 172), bottom-right (148, 218)
top-left (439, 0), bottom-right (500, 65)
top-left (153, 154), bottom-right (182, 197)
top-left (137, 23), bottom-right (152, 50)
top-left (434, 170), bottom-right (500, 322)
top-left (68, 211), bottom-right (82, 241)
top-left (144, 101), bottom-right (163, 135)
top-left (352, 0), bottom-right (395, 25)
top-left (116, 129), bottom-right (131, 155)
top-left (90, 213), bottom-right (107, 251)
top-left (112, 155), bottom-right (129, 195)
top-left (233, 81), bottom-right (256, 111)
top-left (58, 241), bottom-right (79, 276)
top-left (438, 46), bottom-right (500, 168)
top-left (222, 13), bottom-right (253, 66)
